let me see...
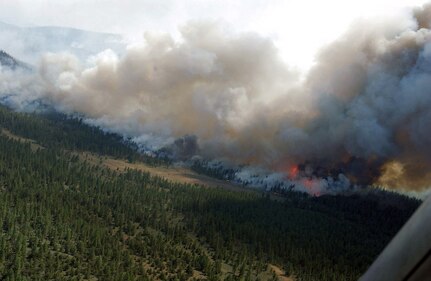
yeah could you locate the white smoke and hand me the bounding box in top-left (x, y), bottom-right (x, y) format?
top-left (2, 4), bottom-right (431, 193)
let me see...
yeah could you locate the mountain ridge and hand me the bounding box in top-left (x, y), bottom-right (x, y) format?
top-left (0, 20), bottom-right (125, 64)
top-left (0, 49), bottom-right (30, 70)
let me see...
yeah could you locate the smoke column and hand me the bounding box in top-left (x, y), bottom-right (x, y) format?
top-left (2, 4), bottom-right (431, 193)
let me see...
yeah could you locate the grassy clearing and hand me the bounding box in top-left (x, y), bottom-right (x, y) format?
top-left (1, 127), bottom-right (44, 151)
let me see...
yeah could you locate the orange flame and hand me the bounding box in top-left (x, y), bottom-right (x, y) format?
top-left (302, 178), bottom-right (322, 197)
top-left (289, 165), bottom-right (299, 179)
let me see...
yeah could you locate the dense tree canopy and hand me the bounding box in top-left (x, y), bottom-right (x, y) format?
top-left (0, 106), bottom-right (420, 280)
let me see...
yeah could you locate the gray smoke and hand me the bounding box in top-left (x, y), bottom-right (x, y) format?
top-left (2, 4), bottom-right (431, 193)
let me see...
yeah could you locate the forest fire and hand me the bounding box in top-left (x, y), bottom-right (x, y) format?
top-left (289, 165), bottom-right (299, 179)
top-left (2, 2), bottom-right (431, 194)
top-left (301, 178), bottom-right (321, 196)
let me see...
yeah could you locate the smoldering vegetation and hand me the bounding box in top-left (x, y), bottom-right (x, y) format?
top-left (2, 3), bottom-right (431, 195)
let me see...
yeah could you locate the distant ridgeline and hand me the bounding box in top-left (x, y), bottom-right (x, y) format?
top-left (0, 50), bottom-right (30, 70)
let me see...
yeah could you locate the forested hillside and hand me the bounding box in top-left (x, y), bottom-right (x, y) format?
top-left (0, 105), bottom-right (420, 281)
top-left (0, 50), bottom-right (30, 70)
top-left (0, 105), bottom-right (166, 166)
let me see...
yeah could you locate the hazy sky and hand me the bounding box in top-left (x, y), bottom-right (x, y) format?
top-left (0, 0), bottom-right (429, 70)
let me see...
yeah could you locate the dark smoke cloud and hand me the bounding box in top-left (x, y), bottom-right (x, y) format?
top-left (295, 5), bottom-right (431, 190)
top-left (160, 134), bottom-right (200, 161)
top-left (2, 4), bottom-right (431, 194)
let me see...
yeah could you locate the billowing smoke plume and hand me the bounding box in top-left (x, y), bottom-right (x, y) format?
top-left (2, 4), bottom-right (431, 193)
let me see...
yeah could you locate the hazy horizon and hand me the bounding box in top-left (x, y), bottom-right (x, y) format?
top-left (1, 0), bottom-right (429, 71)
